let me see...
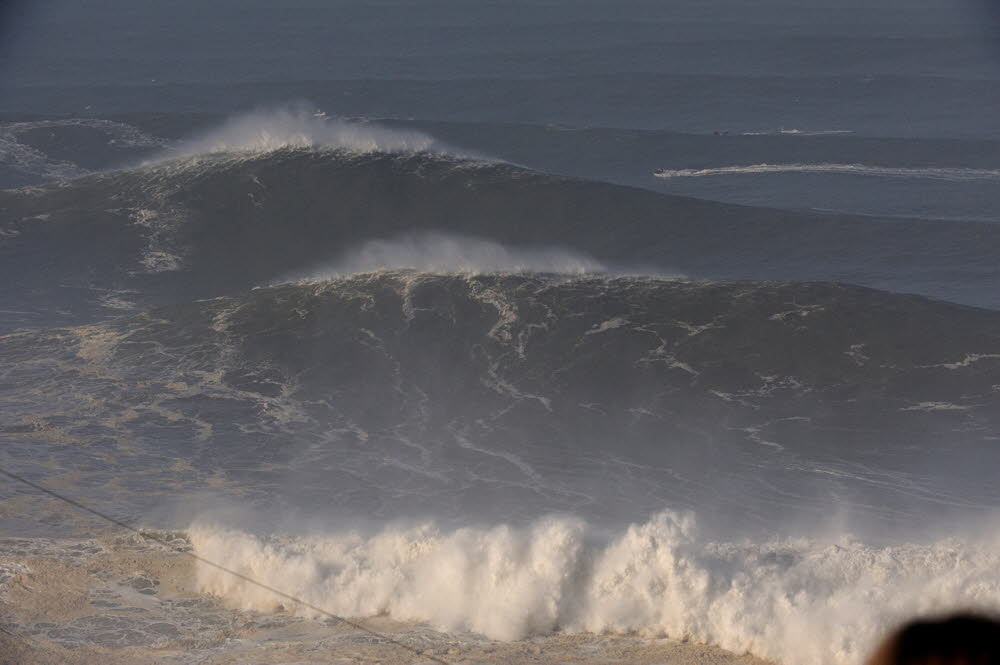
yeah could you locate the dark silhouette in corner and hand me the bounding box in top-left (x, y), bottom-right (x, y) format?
top-left (868, 614), bottom-right (1000, 665)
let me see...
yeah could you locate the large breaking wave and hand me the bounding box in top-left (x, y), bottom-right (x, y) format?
top-left (190, 511), bottom-right (1000, 665)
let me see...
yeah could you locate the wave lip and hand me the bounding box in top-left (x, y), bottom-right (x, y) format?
top-left (654, 163), bottom-right (1000, 182)
top-left (156, 105), bottom-right (470, 161)
top-left (291, 232), bottom-right (609, 281)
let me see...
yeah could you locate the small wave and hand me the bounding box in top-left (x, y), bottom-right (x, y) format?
top-left (290, 232), bottom-right (608, 280)
top-left (159, 104), bottom-right (468, 160)
top-left (653, 163), bottom-right (1000, 182)
top-left (190, 511), bottom-right (1000, 665)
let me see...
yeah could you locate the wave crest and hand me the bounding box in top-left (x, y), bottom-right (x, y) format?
top-left (293, 232), bottom-right (608, 279)
top-left (163, 105), bottom-right (459, 159)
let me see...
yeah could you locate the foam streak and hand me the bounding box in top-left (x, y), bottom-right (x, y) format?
top-left (654, 163), bottom-right (1000, 182)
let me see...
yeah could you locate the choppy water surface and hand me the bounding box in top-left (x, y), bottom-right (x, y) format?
top-left (1, 2), bottom-right (999, 663)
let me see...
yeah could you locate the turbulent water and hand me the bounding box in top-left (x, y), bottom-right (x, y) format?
top-left (1, 2), bottom-right (999, 664)
top-left (189, 514), bottom-right (1000, 665)
top-left (1, 106), bottom-right (999, 665)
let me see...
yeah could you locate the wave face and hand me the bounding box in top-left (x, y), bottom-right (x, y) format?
top-left (3, 144), bottom-right (1000, 333)
top-left (189, 511), bottom-right (1000, 665)
top-left (4, 273), bottom-right (999, 533)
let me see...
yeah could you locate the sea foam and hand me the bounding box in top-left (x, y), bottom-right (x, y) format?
top-left (189, 511), bottom-right (1000, 665)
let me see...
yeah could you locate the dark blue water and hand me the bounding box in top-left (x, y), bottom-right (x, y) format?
top-left (3, 0), bottom-right (1000, 221)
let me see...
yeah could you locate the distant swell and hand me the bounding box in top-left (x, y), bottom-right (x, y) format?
top-left (190, 512), bottom-right (1000, 665)
top-left (654, 163), bottom-right (1000, 182)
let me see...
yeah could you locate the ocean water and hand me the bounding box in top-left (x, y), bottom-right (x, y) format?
top-left (1, 2), bottom-right (999, 664)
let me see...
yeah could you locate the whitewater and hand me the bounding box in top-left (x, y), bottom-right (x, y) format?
top-left (187, 512), bottom-right (1000, 665)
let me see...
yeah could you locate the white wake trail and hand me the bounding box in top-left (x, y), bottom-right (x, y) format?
top-left (654, 163), bottom-right (1000, 182)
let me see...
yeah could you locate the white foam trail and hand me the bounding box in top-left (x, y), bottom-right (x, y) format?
top-left (298, 233), bottom-right (607, 278)
top-left (189, 512), bottom-right (1000, 665)
top-left (740, 129), bottom-right (855, 136)
top-left (164, 105), bottom-right (462, 159)
top-left (654, 163), bottom-right (1000, 182)
top-left (1, 119), bottom-right (165, 182)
